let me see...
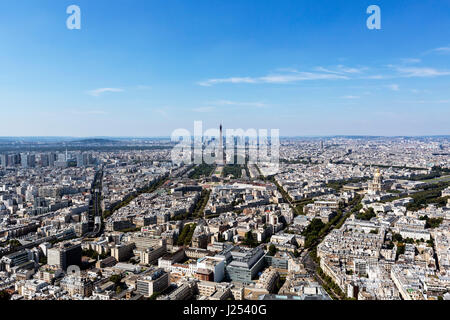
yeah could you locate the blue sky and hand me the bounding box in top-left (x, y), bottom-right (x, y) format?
top-left (0, 0), bottom-right (449, 137)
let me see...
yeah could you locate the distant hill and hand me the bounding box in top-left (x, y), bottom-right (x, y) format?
top-left (68, 138), bottom-right (120, 145)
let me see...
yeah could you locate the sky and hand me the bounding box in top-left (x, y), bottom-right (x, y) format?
top-left (0, 0), bottom-right (449, 137)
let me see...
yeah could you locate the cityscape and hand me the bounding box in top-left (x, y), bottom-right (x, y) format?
top-left (0, 134), bottom-right (449, 301)
top-left (0, 0), bottom-right (450, 311)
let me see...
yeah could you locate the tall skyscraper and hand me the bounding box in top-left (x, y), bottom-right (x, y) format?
top-left (20, 153), bottom-right (35, 168)
top-left (29, 154), bottom-right (36, 168)
top-left (48, 152), bottom-right (56, 167)
top-left (217, 124), bottom-right (224, 165)
top-left (0, 154), bottom-right (7, 167)
top-left (219, 124), bottom-right (223, 152)
top-left (8, 154), bottom-right (19, 166)
top-left (76, 153), bottom-right (84, 167)
top-left (20, 153), bottom-right (28, 168)
top-left (58, 153), bottom-right (66, 162)
top-left (40, 153), bottom-right (49, 167)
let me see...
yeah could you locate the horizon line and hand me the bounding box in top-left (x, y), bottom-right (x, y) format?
top-left (0, 135), bottom-right (449, 139)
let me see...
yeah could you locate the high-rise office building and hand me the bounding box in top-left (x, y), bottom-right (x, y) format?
top-left (48, 152), bottom-right (56, 167)
top-left (218, 246), bottom-right (266, 284)
top-left (76, 153), bottom-right (91, 167)
top-left (20, 153), bottom-right (28, 168)
top-left (0, 249), bottom-right (34, 272)
top-left (40, 153), bottom-right (49, 167)
top-left (47, 242), bottom-right (82, 270)
top-left (20, 153), bottom-right (36, 168)
top-left (29, 154), bottom-right (36, 167)
top-left (7, 154), bottom-right (16, 166)
top-left (57, 153), bottom-right (66, 162)
top-left (76, 153), bottom-right (84, 167)
top-left (0, 154), bottom-right (7, 167)
top-left (136, 269), bottom-right (170, 297)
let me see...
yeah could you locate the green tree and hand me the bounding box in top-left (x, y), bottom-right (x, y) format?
top-left (149, 292), bottom-right (161, 300)
top-left (184, 224), bottom-right (197, 246)
top-left (6, 239), bottom-right (21, 248)
top-left (268, 244), bottom-right (277, 256)
top-left (109, 274), bottom-right (123, 286)
top-left (426, 218), bottom-right (443, 229)
top-left (243, 231), bottom-right (258, 247)
top-left (396, 243), bottom-right (406, 257)
top-left (356, 207), bottom-right (376, 221)
top-left (392, 233), bottom-right (403, 242)
top-left (177, 224), bottom-right (192, 245)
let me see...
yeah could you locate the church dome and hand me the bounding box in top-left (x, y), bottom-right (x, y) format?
top-left (374, 168), bottom-right (381, 178)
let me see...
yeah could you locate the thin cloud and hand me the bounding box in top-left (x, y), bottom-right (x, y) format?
top-left (274, 67), bottom-right (299, 73)
top-left (395, 67), bottom-right (450, 78)
top-left (70, 110), bottom-right (108, 115)
top-left (259, 73), bottom-right (348, 83)
top-left (212, 100), bottom-right (267, 108)
top-left (341, 95), bottom-right (360, 99)
top-left (398, 99), bottom-right (450, 104)
top-left (193, 107), bottom-right (215, 113)
top-left (387, 84), bottom-right (400, 91)
top-left (198, 61), bottom-right (450, 88)
top-left (363, 75), bottom-right (389, 80)
top-left (153, 108), bottom-right (170, 118)
top-left (425, 46), bottom-right (450, 55)
top-left (198, 77), bottom-right (257, 86)
top-left (136, 85), bottom-right (152, 90)
top-left (400, 58), bottom-right (421, 64)
top-left (362, 65), bottom-right (450, 80)
top-left (410, 89), bottom-right (431, 94)
top-left (88, 88), bottom-right (124, 96)
top-left (336, 65), bottom-right (366, 74)
top-left (198, 71), bottom-right (348, 86)
top-left (315, 67), bottom-right (344, 74)
top-left (316, 65), bottom-right (366, 75)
